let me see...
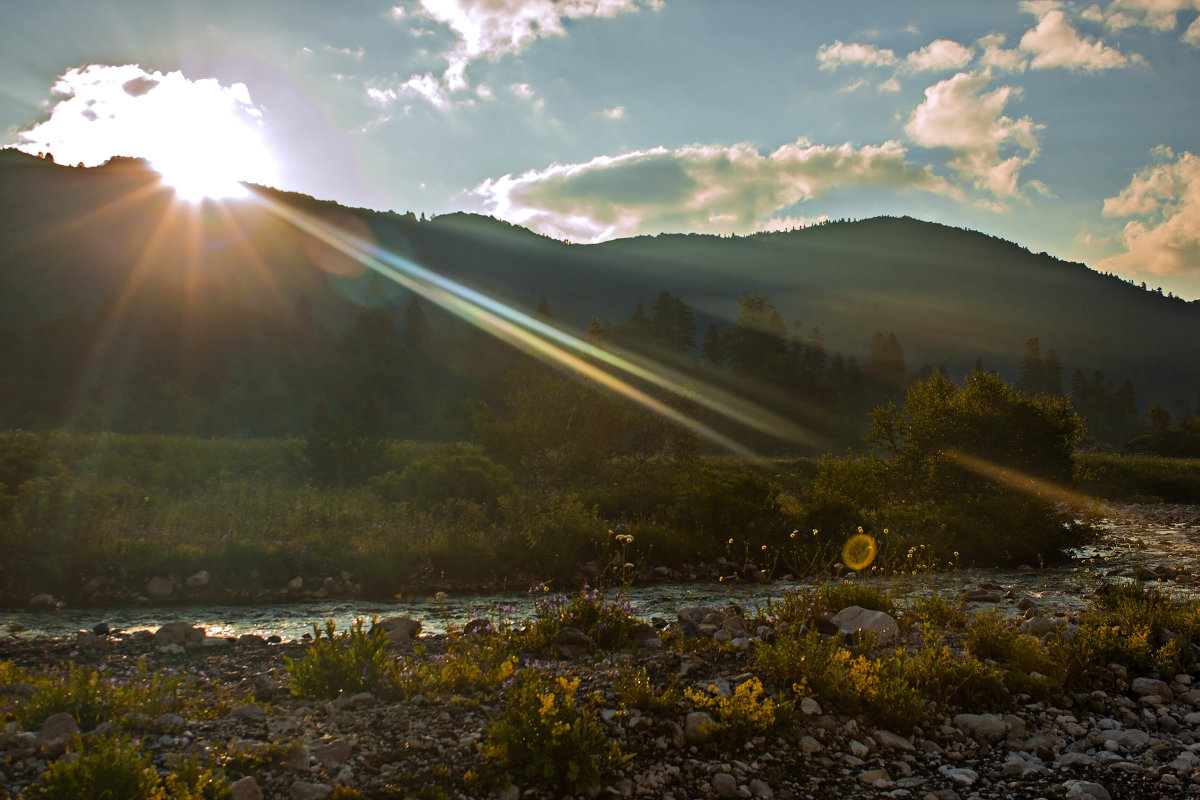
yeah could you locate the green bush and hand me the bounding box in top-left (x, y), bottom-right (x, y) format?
top-left (482, 670), bottom-right (626, 793)
top-left (25, 736), bottom-right (229, 800)
top-left (672, 465), bottom-right (784, 546)
top-left (524, 589), bottom-right (641, 652)
top-left (369, 450), bottom-right (514, 510)
top-left (285, 619), bottom-right (397, 700)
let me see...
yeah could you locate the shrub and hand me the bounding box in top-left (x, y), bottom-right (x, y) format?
top-left (285, 619), bottom-right (396, 700)
top-left (685, 677), bottom-right (784, 743)
top-left (482, 670), bottom-right (626, 793)
top-left (369, 450), bottom-right (514, 511)
top-left (614, 665), bottom-right (681, 714)
top-left (524, 589), bottom-right (640, 652)
top-left (900, 644), bottom-right (1010, 711)
top-left (24, 736), bottom-right (229, 800)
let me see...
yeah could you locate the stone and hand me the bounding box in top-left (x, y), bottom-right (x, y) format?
top-left (712, 772), bottom-right (738, 797)
top-left (154, 621), bottom-right (206, 649)
top-left (464, 618), bottom-right (492, 636)
top-left (1063, 780), bottom-right (1112, 800)
top-left (857, 769), bottom-right (891, 786)
top-left (38, 712), bottom-right (78, 743)
top-left (830, 605), bottom-right (899, 644)
top-left (849, 739), bottom-right (870, 757)
top-left (962, 588), bottom-right (1003, 603)
top-left (552, 627), bottom-right (595, 658)
top-left (1131, 676), bottom-right (1172, 700)
top-left (1098, 728), bottom-right (1150, 750)
top-left (146, 576), bottom-right (174, 601)
top-left (154, 713), bottom-right (186, 732)
top-left (873, 729), bottom-right (915, 751)
top-left (253, 674), bottom-right (278, 700)
top-left (953, 713), bottom-right (1008, 742)
top-left (677, 606), bottom-right (717, 633)
top-left (230, 776), bottom-right (263, 800)
top-left (685, 711), bottom-right (714, 744)
top-left (800, 697), bottom-right (822, 715)
top-left (629, 622), bottom-right (662, 650)
top-left (371, 616), bottom-right (422, 644)
top-left (938, 766), bottom-right (978, 786)
top-left (289, 781), bottom-right (331, 800)
top-left (28, 593), bottom-right (62, 610)
top-left (185, 570), bottom-right (210, 588)
top-left (799, 735), bottom-right (823, 753)
top-left (311, 739), bottom-right (352, 767)
top-left (748, 778), bottom-right (774, 798)
top-left (287, 576), bottom-right (304, 592)
top-left (1019, 617), bottom-right (1060, 636)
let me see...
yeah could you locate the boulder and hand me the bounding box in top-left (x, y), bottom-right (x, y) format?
top-left (154, 621), bottom-right (206, 649)
top-left (684, 711), bottom-right (714, 744)
top-left (553, 627), bottom-right (595, 658)
top-left (371, 615), bottom-right (422, 644)
top-left (146, 576), bottom-right (174, 601)
top-left (230, 776), bottom-right (263, 800)
top-left (830, 606), bottom-right (899, 644)
top-left (953, 712), bottom-right (1009, 742)
top-left (628, 622), bottom-right (662, 650)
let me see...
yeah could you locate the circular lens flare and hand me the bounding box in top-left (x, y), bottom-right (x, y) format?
top-left (842, 533), bottom-right (878, 571)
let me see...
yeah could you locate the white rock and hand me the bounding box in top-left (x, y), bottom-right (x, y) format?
top-left (938, 765), bottom-right (978, 786)
top-left (953, 712), bottom-right (1008, 742)
top-left (685, 711), bottom-right (714, 744)
top-left (800, 697), bottom-right (822, 715)
top-left (830, 605), bottom-right (899, 645)
top-left (849, 739), bottom-right (869, 758)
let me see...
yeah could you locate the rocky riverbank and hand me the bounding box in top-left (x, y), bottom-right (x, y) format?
top-left (5, 580), bottom-right (1200, 800)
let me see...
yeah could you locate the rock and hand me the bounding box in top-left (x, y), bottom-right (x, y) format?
top-left (38, 711), bottom-right (78, 743)
top-left (311, 739), bottom-right (352, 767)
top-left (253, 674), bottom-right (278, 700)
top-left (28, 593), bottom-right (62, 610)
top-left (629, 622), bottom-right (662, 650)
top-left (371, 615), bottom-right (422, 644)
top-left (146, 576), bottom-right (174, 601)
top-left (1019, 617), bottom-right (1061, 636)
top-left (154, 713), bottom-right (186, 732)
top-left (857, 768), bottom-right (891, 786)
top-left (953, 712), bottom-right (1008, 742)
top-left (331, 692), bottom-right (375, 711)
top-left (552, 627), bottom-right (595, 658)
top-left (685, 711), bottom-right (714, 744)
top-left (287, 576), bottom-right (304, 592)
top-left (830, 605), bottom-right (899, 644)
top-left (230, 704), bottom-right (267, 721)
top-left (1098, 728), bottom-right (1150, 750)
top-left (873, 729), bottom-right (915, 751)
top-left (93, 622), bottom-right (111, 636)
top-left (799, 735), bottom-right (823, 753)
top-left (748, 777), bottom-right (774, 798)
top-left (238, 634), bottom-right (267, 646)
top-left (800, 697), bottom-right (822, 715)
top-left (677, 606), bottom-right (718, 635)
top-left (1131, 676), bottom-right (1172, 700)
top-left (230, 776), bottom-right (263, 800)
top-left (75, 631), bottom-right (104, 651)
top-left (497, 786), bottom-right (520, 800)
top-left (289, 781), bottom-right (331, 800)
top-left (938, 766), bottom-right (979, 786)
top-left (185, 570), bottom-right (210, 588)
top-left (1063, 780), bottom-right (1112, 800)
top-left (849, 739), bottom-right (870, 757)
top-left (962, 588), bottom-right (1003, 603)
top-left (464, 618), bottom-right (492, 636)
top-left (154, 621), bottom-right (206, 649)
top-left (712, 772), bottom-right (738, 797)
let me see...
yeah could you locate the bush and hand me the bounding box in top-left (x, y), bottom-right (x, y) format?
top-left (24, 736), bottom-right (229, 800)
top-left (685, 677), bottom-right (784, 743)
top-left (524, 589), bottom-right (641, 652)
top-left (482, 670), bottom-right (626, 793)
top-left (671, 465), bottom-right (784, 546)
top-left (369, 450), bottom-right (514, 511)
top-left (285, 619), bottom-right (397, 700)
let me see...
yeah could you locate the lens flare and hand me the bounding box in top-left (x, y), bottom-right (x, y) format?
top-left (842, 533), bottom-right (878, 571)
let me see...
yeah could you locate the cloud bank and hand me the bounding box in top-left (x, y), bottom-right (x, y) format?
top-left (1099, 148), bottom-right (1200, 276)
top-left (468, 138), bottom-right (959, 242)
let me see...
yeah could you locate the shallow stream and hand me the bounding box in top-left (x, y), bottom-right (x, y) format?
top-left (3, 505), bottom-right (1199, 642)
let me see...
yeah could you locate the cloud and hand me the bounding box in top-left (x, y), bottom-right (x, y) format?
top-left (1105, 0), bottom-right (1200, 31)
top-left (905, 71), bottom-right (1041, 200)
top-left (978, 33), bottom-right (1028, 71)
top-left (417, 0), bottom-right (660, 91)
top-left (877, 77), bottom-right (901, 92)
top-left (903, 39), bottom-right (974, 71)
top-left (510, 82), bottom-right (533, 99)
top-left (1019, 4), bottom-right (1141, 69)
top-left (14, 64), bottom-right (273, 182)
top-left (816, 40), bottom-right (897, 69)
top-left (368, 72), bottom-right (451, 110)
top-left (467, 138), bottom-right (960, 242)
top-left (602, 105), bottom-right (625, 119)
top-left (1185, 15), bottom-right (1200, 42)
top-left (1099, 148), bottom-right (1200, 275)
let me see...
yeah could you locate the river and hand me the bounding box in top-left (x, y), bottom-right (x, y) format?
top-left (3, 505), bottom-right (1198, 642)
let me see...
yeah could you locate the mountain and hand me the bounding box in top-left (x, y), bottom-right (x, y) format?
top-left (1, 149), bottom-right (1196, 441)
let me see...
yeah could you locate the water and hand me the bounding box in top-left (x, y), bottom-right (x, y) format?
top-left (3, 506), bottom-right (1198, 642)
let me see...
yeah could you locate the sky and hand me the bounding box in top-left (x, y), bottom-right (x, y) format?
top-left (2, 1), bottom-right (1199, 297)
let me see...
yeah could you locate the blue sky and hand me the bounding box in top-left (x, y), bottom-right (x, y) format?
top-left (3, 1), bottom-right (1199, 297)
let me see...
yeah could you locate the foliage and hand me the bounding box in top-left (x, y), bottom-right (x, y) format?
top-left (899, 643), bottom-right (1010, 711)
top-left (684, 677), bottom-right (784, 742)
top-left (395, 637), bottom-right (517, 699)
top-left (524, 589), bottom-right (641, 652)
top-left (1074, 453), bottom-right (1200, 503)
top-left (901, 593), bottom-right (965, 631)
top-left (285, 618), bottom-right (396, 700)
top-left (482, 670), bottom-right (627, 793)
top-left (805, 371), bottom-right (1090, 566)
top-left (13, 659), bottom-right (223, 731)
top-left (671, 464), bottom-right (784, 547)
top-left (614, 665), bottom-right (681, 714)
top-left (768, 583), bottom-right (896, 625)
top-left (369, 449), bottom-right (513, 511)
top-left (24, 736), bottom-right (230, 800)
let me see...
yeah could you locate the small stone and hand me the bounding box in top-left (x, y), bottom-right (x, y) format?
top-left (289, 781), bottom-right (331, 800)
top-left (311, 739), bottom-right (352, 767)
top-left (712, 772), bottom-right (738, 797)
top-left (231, 776), bottom-right (263, 800)
top-left (799, 735), bottom-right (823, 753)
top-left (938, 766), bottom-right (978, 786)
top-left (685, 711), bottom-right (714, 744)
top-left (962, 588), bottom-right (1002, 603)
top-left (953, 713), bottom-right (1007, 742)
top-left (146, 576), bottom-right (174, 601)
top-left (552, 626), bottom-right (595, 658)
top-left (38, 712), bottom-right (78, 743)
top-left (800, 697), bottom-right (822, 715)
top-left (1063, 779), bottom-right (1112, 800)
top-left (287, 576), bottom-right (304, 592)
top-left (857, 768), bottom-right (891, 787)
top-left (873, 729), bottom-right (915, 752)
top-left (830, 606), bottom-right (900, 644)
top-left (849, 739), bottom-right (870, 758)
top-left (748, 778), bottom-right (774, 798)
top-left (1131, 677), bottom-right (1172, 701)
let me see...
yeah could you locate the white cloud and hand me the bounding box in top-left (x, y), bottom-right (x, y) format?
top-left (905, 71), bottom-right (1041, 200)
top-left (1185, 15), bottom-right (1200, 42)
top-left (903, 39), bottom-right (974, 71)
top-left (602, 105), bottom-right (625, 119)
top-left (467, 138), bottom-right (960, 243)
top-left (14, 64), bottom-right (274, 185)
top-left (816, 40), bottom-right (898, 69)
top-left (510, 82), bottom-right (533, 99)
top-left (418, 0), bottom-right (659, 90)
top-left (1019, 5), bottom-right (1140, 69)
top-left (475, 83), bottom-right (493, 99)
top-left (877, 77), bottom-right (901, 92)
top-left (838, 78), bottom-right (869, 93)
top-left (390, 5), bottom-right (406, 19)
top-left (1081, 4), bottom-right (1107, 22)
top-left (1099, 148), bottom-right (1200, 275)
top-left (1106, 0), bottom-right (1200, 31)
top-left (369, 72), bottom-right (451, 109)
top-left (978, 33), bottom-right (1028, 71)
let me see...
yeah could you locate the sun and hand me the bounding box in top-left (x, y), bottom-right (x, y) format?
top-left (153, 144), bottom-right (258, 202)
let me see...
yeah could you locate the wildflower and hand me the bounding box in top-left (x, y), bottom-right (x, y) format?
top-left (790, 530), bottom-right (797, 539)
top-left (728, 538), bottom-right (734, 545)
